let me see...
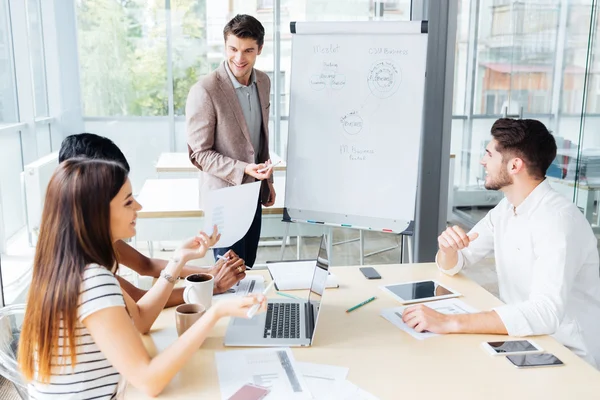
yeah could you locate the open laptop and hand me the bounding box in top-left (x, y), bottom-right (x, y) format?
top-left (224, 235), bottom-right (329, 347)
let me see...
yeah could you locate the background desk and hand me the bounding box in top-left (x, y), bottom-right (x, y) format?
top-left (134, 178), bottom-right (323, 258)
top-left (125, 264), bottom-right (600, 399)
top-left (151, 153), bottom-right (413, 264)
top-left (155, 152), bottom-right (287, 175)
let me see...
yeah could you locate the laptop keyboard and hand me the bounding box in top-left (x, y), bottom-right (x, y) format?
top-left (263, 303), bottom-right (301, 339)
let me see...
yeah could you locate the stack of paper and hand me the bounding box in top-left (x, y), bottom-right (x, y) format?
top-left (267, 260), bottom-right (339, 290)
top-left (215, 348), bottom-right (380, 400)
top-left (213, 275), bottom-right (265, 302)
top-left (216, 348), bottom-right (311, 399)
top-left (380, 298), bottom-right (479, 340)
top-left (297, 362), bottom-right (379, 400)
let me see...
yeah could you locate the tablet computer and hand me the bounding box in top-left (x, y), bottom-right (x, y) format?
top-left (380, 280), bottom-right (460, 304)
top-left (481, 340), bottom-right (544, 356)
top-left (506, 353), bottom-right (564, 369)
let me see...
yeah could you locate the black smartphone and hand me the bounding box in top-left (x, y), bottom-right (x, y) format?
top-left (359, 267), bottom-right (381, 279)
top-left (506, 353), bottom-right (564, 369)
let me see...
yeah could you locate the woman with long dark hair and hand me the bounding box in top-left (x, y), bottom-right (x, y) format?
top-left (18, 158), bottom-right (266, 399)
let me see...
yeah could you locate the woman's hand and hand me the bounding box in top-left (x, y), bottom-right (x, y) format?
top-left (175, 225), bottom-right (220, 263)
top-left (212, 294), bottom-right (267, 319)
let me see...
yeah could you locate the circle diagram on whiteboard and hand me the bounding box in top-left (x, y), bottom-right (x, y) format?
top-left (310, 75), bottom-right (327, 91)
top-left (367, 60), bottom-right (401, 99)
top-left (340, 110), bottom-right (364, 137)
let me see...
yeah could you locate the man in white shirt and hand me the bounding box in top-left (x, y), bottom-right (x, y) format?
top-left (402, 118), bottom-right (600, 368)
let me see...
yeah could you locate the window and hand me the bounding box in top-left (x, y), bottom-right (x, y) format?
top-left (265, 71), bottom-right (286, 118)
top-left (368, 1), bottom-right (404, 12)
top-left (76, 0), bottom-right (168, 116)
top-left (26, 0), bottom-right (49, 117)
top-left (258, 0), bottom-right (274, 10)
top-left (171, 0), bottom-right (209, 116)
top-left (475, 1), bottom-right (557, 115)
top-left (485, 93), bottom-right (497, 114)
top-left (530, 91), bottom-right (549, 113)
top-left (0, 1), bottom-right (18, 123)
top-left (483, 91), bottom-right (507, 114)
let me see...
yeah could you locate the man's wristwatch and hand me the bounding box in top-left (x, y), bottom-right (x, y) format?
top-left (160, 269), bottom-right (178, 284)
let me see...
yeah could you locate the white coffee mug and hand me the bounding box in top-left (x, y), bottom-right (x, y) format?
top-left (183, 273), bottom-right (214, 309)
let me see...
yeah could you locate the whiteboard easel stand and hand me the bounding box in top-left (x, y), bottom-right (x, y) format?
top-left (361, 234), bottom-right (414, 264)
top-left (279, 221), bottom-right (413, 265)
top-left (361, 221), bottom-right (414, 264)
top-left (279, 220), bottom-right (334, 263)
top-left (283, 20), bottom-right (427, 264)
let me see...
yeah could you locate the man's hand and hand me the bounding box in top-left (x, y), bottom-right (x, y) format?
top-left (402, 304), bottom-right (458, 334)
top-left (209, 250), bottom-right (246, 294)
top-left (438, 225), bottom-right (479, 254)
top-left (244, 162), bottom-right (274, 180)
top-left (263, 180), bottom-right (276, 207)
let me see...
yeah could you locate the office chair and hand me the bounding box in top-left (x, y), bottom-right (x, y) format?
top-left (0, 304), bottom-right (28, 399)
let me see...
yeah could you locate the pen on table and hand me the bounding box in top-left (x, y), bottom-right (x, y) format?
top-left (258, 160), bottom-right (281, 173)
top-left (247, 281), bottom-right (275, 318)
top-left (346, 296), bottom-right (377, 313)
top-left (276, 292), bottom-right (302, 300)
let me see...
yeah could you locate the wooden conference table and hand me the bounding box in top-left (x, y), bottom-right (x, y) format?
top-left (125, 264), bottom-right (600, 399)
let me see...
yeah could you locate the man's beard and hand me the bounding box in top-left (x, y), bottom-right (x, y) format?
top-left (484, 168), bottom-right (513, 191)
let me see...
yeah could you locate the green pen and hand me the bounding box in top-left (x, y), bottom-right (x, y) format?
top-left (346, 296), bottom-right (377, 313)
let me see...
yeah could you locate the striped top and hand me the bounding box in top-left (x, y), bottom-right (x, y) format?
top-left (28, 264), bottom-right (126, 400)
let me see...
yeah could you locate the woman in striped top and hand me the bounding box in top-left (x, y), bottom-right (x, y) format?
top-left (18, 159), bottom-right (267, 399)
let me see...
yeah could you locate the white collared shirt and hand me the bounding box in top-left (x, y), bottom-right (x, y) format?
top-left (438, 179), bottom-right (600, 368)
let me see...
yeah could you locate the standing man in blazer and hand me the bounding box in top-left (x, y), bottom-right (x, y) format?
top-left (186, 14), bottom-right (275, 269)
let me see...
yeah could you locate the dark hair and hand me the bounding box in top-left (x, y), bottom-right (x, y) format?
top-left (19, 158), bottom-right (128, 382)
top-left (59, 133), bottom-right (130, 172)
top-left (491, 118), bottom-right (557, 180)
top-left (223, 14), bottom-right (265, 47)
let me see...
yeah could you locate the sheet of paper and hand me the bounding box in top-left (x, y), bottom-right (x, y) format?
top-left (203, 181), bottom-right (261, 248)
top-left (215, 348), bottom-right (312, 400)
top-left (296, 362), bottom-right (349, 400)
top-left (268, 260), bottom-right (338, 291)
top-left (380, 298), bottom-right (479, 340)
top-left (213, 275), bottom-right (265, 301)
top-left (332, 380), bottom-right (380, 400)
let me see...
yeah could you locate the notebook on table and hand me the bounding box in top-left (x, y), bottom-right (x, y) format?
top-left (267, 259), bottom-right (339, 291)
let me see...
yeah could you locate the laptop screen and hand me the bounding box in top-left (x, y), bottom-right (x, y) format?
top-left (306, 235), bottom-right (329, 340)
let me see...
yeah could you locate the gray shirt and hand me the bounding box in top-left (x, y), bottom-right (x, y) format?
top-left (224, 61), bottom-right (262, 163)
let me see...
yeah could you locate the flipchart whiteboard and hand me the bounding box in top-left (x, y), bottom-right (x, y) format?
top-left (283, 21), bottom-right (428, 233)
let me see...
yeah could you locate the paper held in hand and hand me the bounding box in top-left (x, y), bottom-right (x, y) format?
top-left (203, 181), bottom-right (261, 248)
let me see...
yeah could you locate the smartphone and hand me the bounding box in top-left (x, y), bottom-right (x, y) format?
top-left (480, 340), bottom-right (544, 356)
top-left (227, 383), bottom-right (270, 400)
top-left (506, 353), bottom-right (564, 369)
top-left (359, 267), bottom-right (381, 279)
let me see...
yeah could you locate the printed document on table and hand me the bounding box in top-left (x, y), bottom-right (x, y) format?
top-left (203, 181), bottom-right (261, 248)
top-left (213, 275), bottom-right (265, 301)
top-left (215, 348), bottom-right (311, 400)
top-left (296, 362), bottom-right (349, 400)
top-left (380, 298), bottom-right (480, 340)
top-left (332, 380), bottom-right (380, 400)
